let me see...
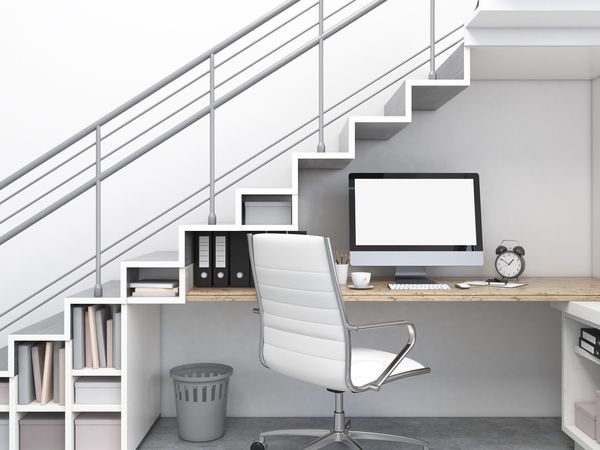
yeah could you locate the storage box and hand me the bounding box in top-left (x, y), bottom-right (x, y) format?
top-left (20, 413), bottom-right (65, 450)
top-left (75, 377), bottom-right (120, 405)
top-left (575, 401), bottom-right (596, 439)
top-left (582, 328), bottom-right (600, 346)
top-left (0, 381), bottom-right (8, 405)
top-left (75, 412), bottom-right (120, 450)
top-left (244, 201), bottom-right (292, 225)
top-left (0, 413), bottom-right (8, 450)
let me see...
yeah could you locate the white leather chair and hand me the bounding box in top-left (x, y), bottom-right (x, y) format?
top-left (247, 233), bottom-right (431, 450)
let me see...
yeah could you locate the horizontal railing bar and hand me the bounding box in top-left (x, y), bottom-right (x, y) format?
top-left (0, 1), bottom-right (325, 206)
top-left (216, 0), bottom-right (358, 91)
top-left (0, 0), bottom-right (301, 191)
top-left (0, 0), bottom-right (391, 245)
top-left (0, 140), bottom-right (95, 207)
top-left (217, 1), bottom-right (319, 70)
top-left (0, 33), bottom-right (463, 329)
top-left (2, 20), bottom-right (461, 213)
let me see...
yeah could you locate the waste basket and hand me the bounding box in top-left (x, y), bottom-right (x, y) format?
top-left (170, 363), bottom-right (233, 442)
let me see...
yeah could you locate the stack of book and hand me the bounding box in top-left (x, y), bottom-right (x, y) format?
top-left (130, 280), bottom-right (179, 297)
top-left (72, 305), bottom-right (121, 371)
top-left (580, 327), bottom-right (600, 359)
top-left (17, 341), bottom-right (65, 405)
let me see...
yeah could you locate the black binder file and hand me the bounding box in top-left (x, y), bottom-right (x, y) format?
top-left (212, 232), bottom-right (229, 287)
top-left (229, 232), bottom-right (251, 287)
top-left (194, 232), bottom-right (212, 287)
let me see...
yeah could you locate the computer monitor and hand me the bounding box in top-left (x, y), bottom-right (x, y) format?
top-left (349, 173), bottom-right (483, 282)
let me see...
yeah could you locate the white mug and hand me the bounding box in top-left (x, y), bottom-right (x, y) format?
top-left (351, 272), bottom-right (371, 288)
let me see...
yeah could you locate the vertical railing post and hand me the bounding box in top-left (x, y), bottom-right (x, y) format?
top-left (94, 126), bottom-right (103, 297)
top-left (316, 0), bottom-right (326, 152)
top-left (208, 53), bottom-right (217, 225)
top-left (429, 0), bottom-right (436, 79)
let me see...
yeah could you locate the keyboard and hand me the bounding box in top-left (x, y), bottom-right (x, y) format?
top-left (388, 283), bottom-right (450, 290)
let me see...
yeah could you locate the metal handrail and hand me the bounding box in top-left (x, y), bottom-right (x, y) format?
top-left (0, 0), bottom-right (301, 191)
top-left (0, 0), bottom-right (394, 245)
top-left (0, 0), bottom-right (467, 331)
top-left (0, 0), bottom-right (357, 218)
top-left (0, 30), bottom-right (464, 331)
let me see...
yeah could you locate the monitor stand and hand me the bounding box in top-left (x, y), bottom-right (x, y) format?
top-left (394, 266), bottom-right (436, 284)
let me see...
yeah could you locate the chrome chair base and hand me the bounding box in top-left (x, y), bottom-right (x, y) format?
top-left (250, 392), bottom-right (429, 450)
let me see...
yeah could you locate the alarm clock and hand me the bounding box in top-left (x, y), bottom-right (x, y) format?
top-left (495, 240), bottom-right (526, 280)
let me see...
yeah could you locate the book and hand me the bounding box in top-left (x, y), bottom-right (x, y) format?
top-left (131, 288), bottom-right (178, 297)
top-left (40, 341), bottom-right (54, 404)
top-left (129, 280), bottom-right (179, 289)
top-left (58, 346), bottom-right (65, 405)
top-left (114, 311), bottom-right (121, 370)
top-left (87, 305), bottom-right (100, 369)
top-left (17, 343), bottom-right (35, 405)
top-left (95, 307), bottom-right (110, 368)
top-left (72, 305), bottom-right (86, 370)
top-left (31, 342), bottom-right (45, 403)
top-left (53, 342), bottom-right (61, 403)
top-left (107, 319), bottom-right (114, 368)
top-left (85, 310), bottom-right (92, 368)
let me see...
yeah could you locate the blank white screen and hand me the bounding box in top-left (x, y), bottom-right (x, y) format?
top-left (354, 178), bottom-right (477, 246)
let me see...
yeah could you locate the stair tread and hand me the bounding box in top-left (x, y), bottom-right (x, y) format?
top-left (13, 312), bottom-right (64, 337)
top-left (123, 251), bottom-right (179, 264)
top-left (355, 121), bottom-right (409, 140)
top-left (68, 280), bottom-right (121, 300)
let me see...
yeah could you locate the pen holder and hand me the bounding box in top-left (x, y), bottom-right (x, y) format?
top-left (335, 264), bottom-right (349, 285)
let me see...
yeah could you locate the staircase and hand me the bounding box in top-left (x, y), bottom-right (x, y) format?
top-left (0, 0), bottom-right (472, 448)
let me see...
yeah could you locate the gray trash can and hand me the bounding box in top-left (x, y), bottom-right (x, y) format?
top-left (170, 363), bottom-right (233, 442)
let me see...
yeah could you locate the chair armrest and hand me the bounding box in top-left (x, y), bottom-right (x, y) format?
top-left (346, 320), bottom-right (417, 391)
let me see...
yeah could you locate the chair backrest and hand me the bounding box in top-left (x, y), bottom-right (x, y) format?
top-left (248, 233), bottom-right (350, 391)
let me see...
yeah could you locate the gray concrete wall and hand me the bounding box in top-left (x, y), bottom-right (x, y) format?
top-left (160, 80), bottom-right (591, 417)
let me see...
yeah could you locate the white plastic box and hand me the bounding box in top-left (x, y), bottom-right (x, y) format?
top-left (244, 201), bottom-right (292, 225)
top-left (575, 401), bottom-right (596, 439)
top-left (20, 413), bottom-right (65, 450)
top-left (75, 377), bottom-right (120, 405)
top-left (75, 412), bottom-right (120, 450)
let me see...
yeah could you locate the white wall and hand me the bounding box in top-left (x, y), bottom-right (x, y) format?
top-left (0, 0), bottom-right (474, 337)
top-left (301, 80), bottom-right (593, 277)
top-left (159, 80), bottom-right (591, 417)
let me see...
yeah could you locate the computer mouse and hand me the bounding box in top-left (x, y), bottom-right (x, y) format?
top-left (455, 282), bottom-right (471, 289)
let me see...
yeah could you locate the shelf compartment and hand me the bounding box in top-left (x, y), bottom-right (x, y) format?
top-left (242, 194), bottom-right (292, 225)
top-left (126, 267), bottom-right (181, 301)
top-left (71, 304), bottom-right (122, 372)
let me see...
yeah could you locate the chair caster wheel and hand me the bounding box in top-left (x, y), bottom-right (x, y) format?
top-left (250, 439), bottom-right (267, 450)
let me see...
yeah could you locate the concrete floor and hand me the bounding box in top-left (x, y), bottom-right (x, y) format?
top-left (139, 417), bottom-right (573, 450)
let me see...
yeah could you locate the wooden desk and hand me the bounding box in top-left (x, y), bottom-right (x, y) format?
top-left (186, 277), bottom-right (600, 302)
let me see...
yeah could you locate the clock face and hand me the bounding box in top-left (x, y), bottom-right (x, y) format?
top-left (495, 251), bottom-right (523, 279)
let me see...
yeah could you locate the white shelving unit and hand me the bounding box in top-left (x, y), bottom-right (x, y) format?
top-left (554, 302), bottom-right (600, 450)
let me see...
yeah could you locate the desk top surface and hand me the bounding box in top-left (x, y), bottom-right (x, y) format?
top-left (186, 277), bottom-right (600, 302)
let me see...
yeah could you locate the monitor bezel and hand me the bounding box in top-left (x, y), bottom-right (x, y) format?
top-left (349, 173), bottom-right (483, 252)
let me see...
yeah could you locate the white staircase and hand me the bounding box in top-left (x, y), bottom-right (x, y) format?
top-left (0, 41), bottom-right (471, 449)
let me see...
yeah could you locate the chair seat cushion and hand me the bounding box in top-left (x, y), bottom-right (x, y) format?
top-left (351, 347), bottom-right (425, 387)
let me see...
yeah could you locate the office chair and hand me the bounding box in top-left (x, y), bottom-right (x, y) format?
top-left (247, 233), bottom-right (431, 450)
